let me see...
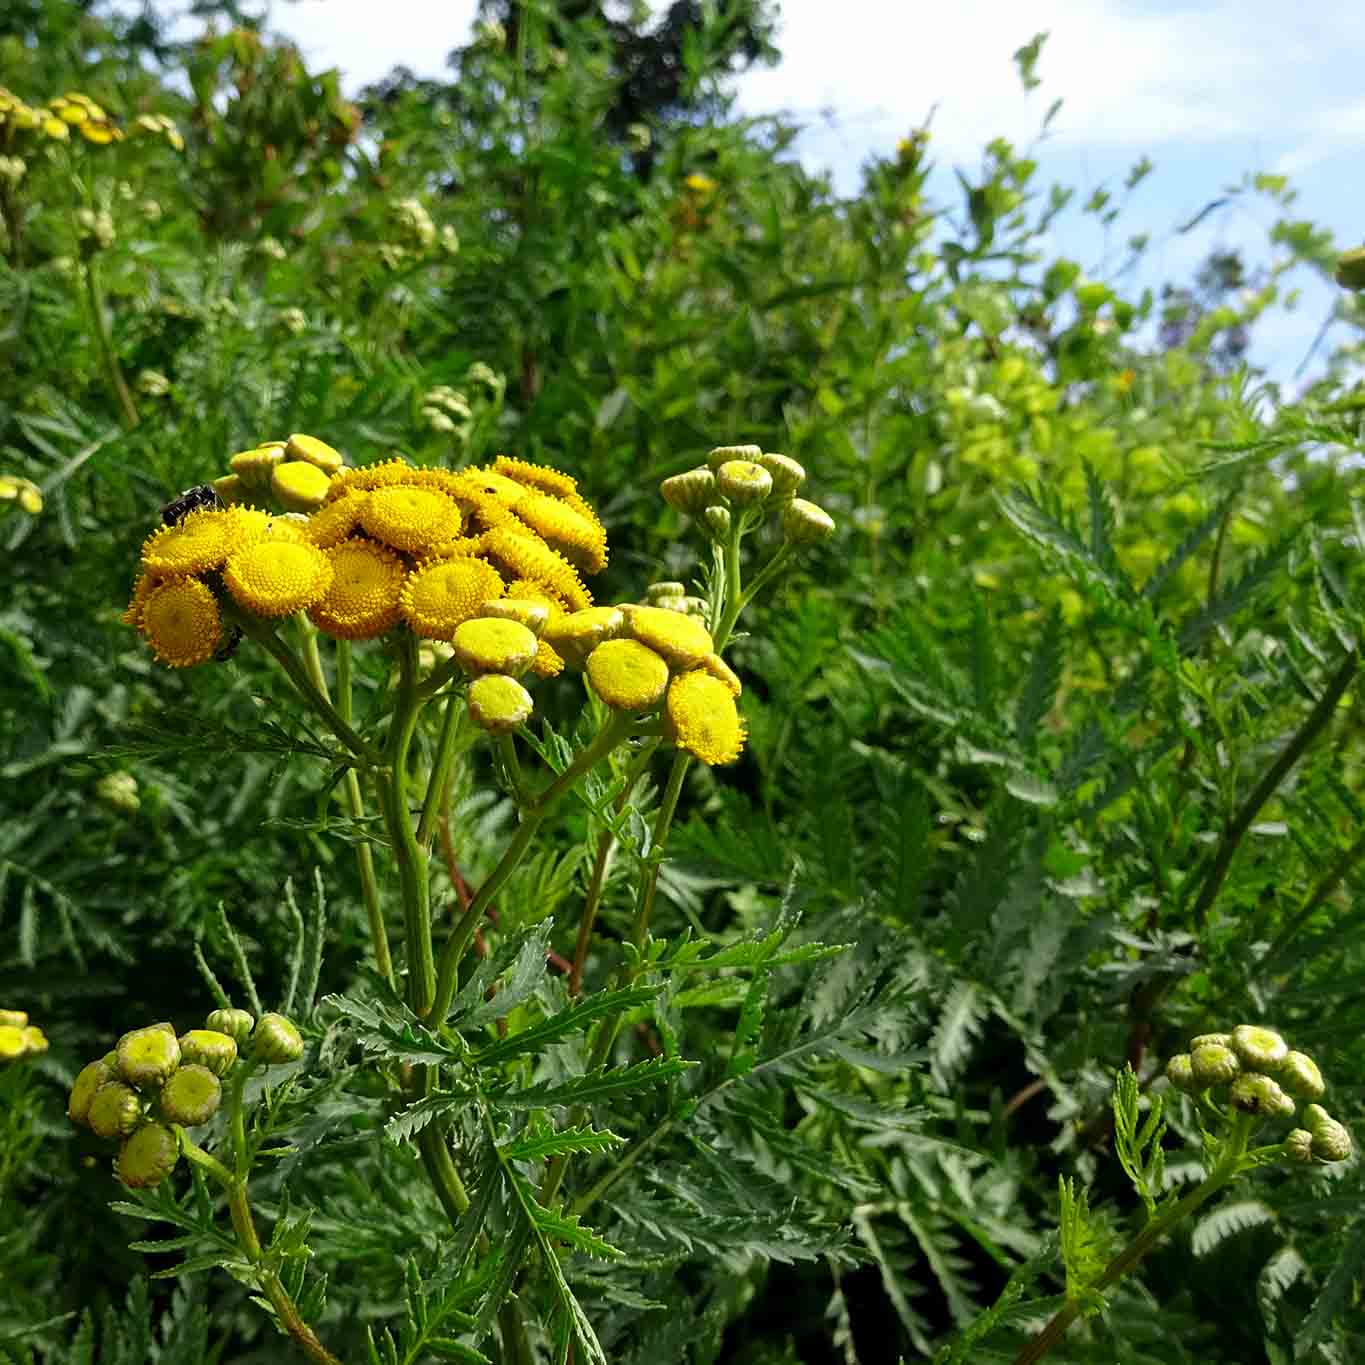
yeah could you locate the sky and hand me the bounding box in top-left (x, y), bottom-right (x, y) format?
top-left (128, 0), bottom-right (1365, 388)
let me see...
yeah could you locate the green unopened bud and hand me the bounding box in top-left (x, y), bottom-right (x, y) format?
top-left (1191, 1043), bottom-right (1240, 1087)
top-left (706, 444), bottom-right (762, 472)
top-left (95, 771), bottom-right (140, 813)
top-left (116, 1123), bottom-right (180, 1188)
top-left (756, 451), bottom-right (806, 499)
top-left (1230, 1025), bottom-right (1289, 1073)
top-left (1229, 1072), bottom-right (1293, 1117)
top-left (252, 1013), bottom-right (304, 1064)
top-left (644, 581), bottom-right (688, 604)
top-left (1335, 247), bottom-right (1365, 291)
top-left (68, 1058), bottom-right (116, 1125)
top-left (1303, 1103), bottom-right (1332, 1135)
top-left (716, 459), bottom-right (773, 506)
top-left (1283, 1128), bottom-right (1315, 1163)
top-left (660, 466), bottom-right (717, 516)
top-left (205, 1008), bottom-right (255, 1044)
top-left (116, 1025), bottom-right (181, 1089)
top-left (88, 1082), bottom-right (143, 1139)
top-left (158, 1064), bottom-right (222, 1125)
top-left (1311, 1118), bottom-right (1352, 1162)
top-left (702, 505), bottom-right (732, 540)
top-left (178, 1029), bottom-right (237, 1077)
top-left (782, 498), bottom-right (836, 546)
top-left (1165, 1053), bottom-right (1197, 1092)
top-left (1189, 1032), bottom-right (1231, 1052)
top-left (1279, 1051), bottom-right (1325, 1100)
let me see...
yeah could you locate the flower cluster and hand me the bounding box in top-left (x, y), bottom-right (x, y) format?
top-left (68, 1008), bottom-right (303, 1189)
top-left (0, 89), bottom-right (182, 150)
top-left (1166, 1024), bottom-right (1352, 1162)
top-left (0, 1008), bottom-right (49, 1063)
top-left (661, 444), bottom-right (835, 547)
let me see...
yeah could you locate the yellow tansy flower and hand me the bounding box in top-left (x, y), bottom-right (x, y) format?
top-left (224, 540), bottom-right (333, 618)
top-left (586, 639), bottom-right (669, 711)
top-left (467, 674), bottom-right (534, 734)
top-left (401, 557), bottom-right (505, 639)
top-left (121, 569), bottom-right (159, 632)
top-left (620, 604), bottom-right (714, 670)
top-left (510, 488), bottom-right (608, 574)
top-left (478, 598), bottom-right (550, 634)
top-left (360, 485), bottom-right (462, 554)
top-left (285, 432), bottom-right (344, 474)
top-left (310, 539), bottom-right (406, 640)
top-left (541, 606), bottom-right (624, 669)
top-left (229, 442), bottom-right (286, 489)
top-left (272, 460), bottom-right (332, 512)
top-left (451, 618), bottom-right (539, 676)
top-left (491, 454), bottom-right (579, 499)
top-left (305, 491), bottom-right (369, 548)
top-left (665, 670), bottom-right (745, 766)
top-left (699, 652), bottom-right (742, 697)
top-left (323, 457), bottom-right (413, 503)
top-left (141, 577), bottom-right (222, 668)
top-left (505, 579), bottom-right (567, 677)
top-left (141, 509), bottom-right (241, 575)
top-left (482, 525), bottom-right (591, 610)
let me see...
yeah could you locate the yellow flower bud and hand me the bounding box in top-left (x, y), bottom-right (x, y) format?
top-left (206, 1008), bottom-right (255, 1043)
top-left (756, 451), bottom-right (806, 499)
top-left (702, 505), bottom-right (731, 539)
top-left (158, 1064), bottom-right (222, 1126)
top-left (116, 1123), bottom-right (180, 1188)
top-left (1283, 1128), bottom-right (1314, 1163)
top-left (0, 1010), bottom-right (26, 1028)
top-left (69, 1058), bottom-right (116, 1125)
top-left (452, 618), bottom-right (540, 677)
top-left (619, 604), bottom-right (714, 670)
top-left (478, 598), bottom-right (550, 635)
top-left (1279, 1051), bottom-right (1325, 1100)
top-left (88, 1082), bottom-right (144, 1139)
top-left (586, 639), bottom-right (670, 712)
top-left (541, 607), bottom-right (626, 670)
top-left (285, 433), bottom-right (344, 475)
top-left (178, 1029), bottom-right (238, 1077)
top-left (467, 673), bottom-right (534, 734)
top-left (660, 467), bottom-right (716, 517)
top-left (271, 460), bottom-right (332, 513)
top-left (1191, 1043), bottom-right (1239, 1087)
top-left (251, 1013), bottom-right (303, 1064)
top-left (228, 442), bottom-right (286, 489)
top-left (706, 444), bottom-right (762, 472)
top-left (1230, 1025), bottom-right (1289, 1073)
top-left (1165, 1053), bottom-right (1197, 1092)
top-left (116, 1025), bottom-right (181, 1089)
top-left (1229, 1073), bottom-right (1293, 1117)
top-left (716, 460), bottom-right (772, 506)
top-left (782, 498), bottom-right (836, 546)
top-left (1311, 1118), bottom-right (1352, 1162)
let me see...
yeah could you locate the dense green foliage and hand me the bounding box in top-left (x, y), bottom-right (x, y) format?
top-left (2, 2), bottom-right (1365, 1361)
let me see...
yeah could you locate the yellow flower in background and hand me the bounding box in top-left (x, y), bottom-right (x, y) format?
top-left (141, 509), bottom-right (242, 575)
top-left (224, 540), bottom-right (333, 618)
top-left (665, 669), bottom-right (746, 766)
top-left (360, 485), bottom-right (463, 554)
top-left (586, 639), bottom-right (670, 711)
top-left (310, 539), bottom-right (407, 640)
top-left (401, 556), bottom-right (505, 639)
top-left (490, 455), bottom-right (579, 499)
top-left (141, 577), bottom-right (222, 667)
top-left (0, 475), bottom-right (43, 515)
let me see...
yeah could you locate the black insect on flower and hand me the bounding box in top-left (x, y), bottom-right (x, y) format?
top-left (160, 484), bottom-right (220, 526)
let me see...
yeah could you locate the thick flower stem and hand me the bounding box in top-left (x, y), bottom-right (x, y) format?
top-left (178, 1136), bottom-right (340, 1365)
top-left (416, 685), bottom-right (465, 852)
top-left (80, 254), bottom-right (138, 429)
top-left (428, 713), bottom-right (633, 1023)
top-left (629, 751), bottom-right (689, 954)
top-left (1010, 1115), bottom-right (1255, 1365)
top-left (379, 634), bottom-right (436, 1015)
top-left (335, 640), bottom-right (394, 987)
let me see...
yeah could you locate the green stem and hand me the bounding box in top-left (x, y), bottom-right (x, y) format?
top-left (416, 685), bottom-right (465, 852)
top-left (245, 618), bottom-right (381, 764)
top-left (417, 1122), bottom-right (471, 1224)
top-left (336, 641), bottom-right (394, 987)
top-left (428, 713), bottom-right (634, 1023)
top-left (178, 1134), bottom-right (341, 1365)
top-left (1190, 647), bottom-right (1357, 931)
top-left (80, 253), bottom-right (138, 429)
top-left (228, 1060), bottom-right (253, 1180)
top-left (1010, 1116), bottom-right (1256, 1365)
top-left (378, 633), bottom-right (435, 1014)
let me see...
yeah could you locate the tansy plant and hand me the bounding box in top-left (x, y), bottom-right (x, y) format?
top-left (103, 440), bottom-right (835, 1362)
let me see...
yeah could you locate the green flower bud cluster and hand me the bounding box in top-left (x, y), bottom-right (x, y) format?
top-left (660, 444), bottom-right (835, 549)
top-left (67, 1007), bottom-right (306, 1188)
top-left (1165, 1024), bottom-right (1350, 1163)
top-left (0, 1008), bottom-right (49, 1063)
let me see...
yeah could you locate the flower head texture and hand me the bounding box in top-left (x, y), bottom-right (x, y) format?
top-left (665, 669), bottom-right (746, 765)
top-left (542, 607), bottom-right (625, 669)
top-left (586, 639), bottom-right (670, 711)
top-left (141, 509), bottom-right (241, 575)
top-left (311, 539), bottom-right (407, 640)
top-left (621, 604), bottom-right (714, 670)
top-left (401, 557), bottom-right (505, 639)
top-left (360, 485), bottom-right (463, 554)
top-left (225, 540), bottom-right (334, 618)
top-left (306, 492), bottom-right (370, 548)
top-left (482, 525), bottom-right (592, 610)
top-left (452, 618), bottom-right (540, 676)
top-left (272, 460), bottom-right (333, 512)
top-left (141, 578), bottom-right (222, 668)
top-left (468, 673), bottom-right (534, 733)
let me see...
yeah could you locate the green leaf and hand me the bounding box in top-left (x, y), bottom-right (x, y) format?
top-left (490, 1057), bottom-right (696, 1110)
top-left (471, 986), bottom-right (658, 1066)
top-left (500, 1124), bottom-right (624, 1163)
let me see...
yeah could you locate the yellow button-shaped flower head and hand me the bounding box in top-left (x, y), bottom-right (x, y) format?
top-left (665, 670), bottom-right (746, 766)
top-left (699, 652), bottom-right (742, 698)
top-left (229, 441), bottom-right (286, 489)
top-left (285, 432), bottom-right (343, 474)
top-left (116, 1123), bottom-right (180, 1189)
top-left (68, 1057), bottom-right (116, 1125)
top-left (116, 1024), bottom-right (181, 1089)
top-left (224, 540), bottom-right (333, 618)
top-left (271, 460), bottom-right (332, 513)
top-left (479, 598), bottom-right (550, 635)
top-left (542, 606), bottom-right (625, 670)
top-left (490, 454), bottom-right (579, 499)
top-left (141, 578), bottom-right (222, 668)
top-left (141, 508), bottom-right (239, 574)
top-left (361, 485), bottom-right (462, 554)
top-left (468, 673), bottom-right (534, 733)
top-left (311, 538), bottom-right (406, 640)
top-left (305, 491), bottom-right (369, 548)
top-left (621, 604), bottom-right (714, 670)
top-left (587, 639), bottom-right (669, 712)
top-left (0, 1026), bottom-right (27, 1061)
top-left (88, 1082), bottom-right (143, 1138)
top-left (79, 120), bottom-right (121, 146)
top-left (511, 489), bottom-right (608, 574)
top-left (205, 1008), bottom-right (254, 1043)
top-left (716, 459), bottom-right (772, 506)
top-left (482, 526), bottom-right (591, 610)
top-left (0, 1009), bottom-right (27, 1028)
top-left (402, 557), bottom-right (505, 639)
top-left (178, 1029), bottom-right (238, 1077)
top-left (706, 443), bottom-right (762, 472)
top-left (452, 618), bottom-right (539, 677)
top-left (159, 1064), bottom-right (222, 1126)
top-left (660, 466), bottom-right (716, 516)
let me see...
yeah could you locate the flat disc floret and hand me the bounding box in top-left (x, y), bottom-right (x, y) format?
top-left (359, 485), bottom-right (462, 554)
top-left (482, 526), bottom-right (591, 611)
top-left (402, 557), bottom-right (505, 639)
top-left (587, 639), bottom-right (670, 711)
top-left (665, 669), bottom-right (746, 766)
top-left (542, 607), bottom-right (625, 669)
top-left (224, 540), bottom-right (333, 618)
top-left (141, 509), bottom-right (241, 574)
top-left (272, 461), bottom-right (332, 512)
top-left (141, 578), bottom-right (222, 668)
top-left (1230, 1025), bottom-right (1289, 1072)
top-left (311, 538), bottom-right (407, 640)
top-left (116, 1024), bottom-right (181, 1089)
top-left (452, 618), bottom-right (539, 676)
top-left (305, 491), bottom-right (370, 548)
top-left (621, 604), bottom-right (714, 670)
top-left (159, 1064), bottom-right (222, 1126)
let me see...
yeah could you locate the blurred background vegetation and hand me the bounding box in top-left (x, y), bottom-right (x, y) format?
top-left (2, 1), bottom-right (1364, 1361)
